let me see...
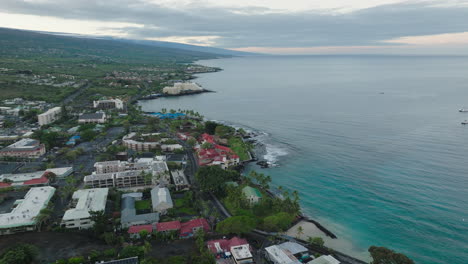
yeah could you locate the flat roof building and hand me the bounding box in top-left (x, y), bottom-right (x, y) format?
top-left (0, 186), bottom-right (55, 235)
top-left (171, 170), bottom-right (190, 191)
top-left (78, 112), bottom-right (106, 124)
top-left (121, 194), bottom-right (159, 228)
top-left (38, 107), bottom-right (62, 126)
top-left (93, 98), bottom-right (125, 110)
top-left (62, 188), bottom-right (109, 229)
top-left (0, 138), bottom-right (46, 159)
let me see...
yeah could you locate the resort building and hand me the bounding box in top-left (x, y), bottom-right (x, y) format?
top-left (151, 186), bottom-right (173, 214)
top-left (171, 170), bottom-right (190, 191)
top-left (121, 193), bottom-right (159, 228)
top-left (265, 242), bottom-right (313, 264)
top-left (0, 167), bottom-right (73, 189)
top-left (122, 132), bottom-right (162, 152)
top-left (207, 237), bottom-right (254, 264)
top-left (162, 82), bottom-right (203, 95)
top-left (93, 98), bottom-right (125, 110)
top-left (78, 112), bottom-right (106, 124)
top-left (0, 186), bottom-right (56, 235)
top-left (242, 186), bottom-right (262, 204)
top-left (308, 255), bottom-right (341, 264)
top-left (197, 133), bottom-right (240, 169)
top-left (84, 160), bottom-right (169, 189)
top-left (38, 106), bottom-right (62, 126)
top-left (0, 138), bottom-right (46, 159)
top-left (62, 188), bottom-right (109, 229)
top-left (160, 143), bottom-right (183, 152)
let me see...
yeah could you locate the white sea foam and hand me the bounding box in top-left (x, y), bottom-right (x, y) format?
top-left (263, 143), bottom-right (288, 166)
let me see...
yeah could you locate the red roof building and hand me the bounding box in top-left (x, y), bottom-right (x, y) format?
top-left (197, 134), bottom-right (240, 169)
top-left (206, 237), bottom-right (249, 254)
top-left (128, 224), bottom-right (153, 234)
top-left (23, 174), bottom-right (49, 186)
top-left (0, 182), bottom-right (12, 188)
top-left (156, 220), bottom-right (181, 232)
top-left (180, 218), bottom-right (210, 238)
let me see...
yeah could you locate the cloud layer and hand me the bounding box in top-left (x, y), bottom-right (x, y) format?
top-left (1, 0), bottom-right (468, 52)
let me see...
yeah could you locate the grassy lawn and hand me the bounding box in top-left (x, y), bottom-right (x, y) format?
top-left (228, 136), bottom-right (251, 161)
top-left (135, 200), bottom-right (152, 210)
top-left (173, 198), bottom-right (197, 215)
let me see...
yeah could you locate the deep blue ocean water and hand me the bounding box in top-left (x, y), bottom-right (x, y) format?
top-left (140, 56), bottom-right (468, 264)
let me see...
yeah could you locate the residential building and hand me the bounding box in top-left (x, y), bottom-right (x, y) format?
top-left (160, 144), bottom-right (183, 152)
top-left (197, 133), bottom-right (240, 169)
top-left (265, 242), bottom-right (313, 264)
top-left (151, 186), bottom-right (173, 214)
top-left (38, 107), bottom-right (62, 126)
top-left (121, 194), bottom-right (159, 228)
top-left (308, 255), bottom-right (340, 264)
top-left (242, 186), bottom-right (263, 204)
top-left (0, 138), bottom-right (46, 159)
top-left (207, 237), bottom-right (254, 264)
top-left (128, 224), bottom-right (155, 239)
top-left (93, 98), bottom-right (125, 110)
top-left (0, 167), bottom-right (72, 189)
top-left (94, 160), bottom-right (127, 174)
top-left (155, 220), bottom-right (181, 233)
top-left (123, 132), bottom-right (161, 152)
top-left (180, 218), bottom-right (210, 238)
top-left (62, 188), bottom-right (109, 229)
top-left (0, 187), bottom-right (55, 235)
top-left (162, 82), bottom-right (203, 95)
top-left (171, 170), bottom-right (190, 191)
top-left (78, 112), bottom-right (106, 124)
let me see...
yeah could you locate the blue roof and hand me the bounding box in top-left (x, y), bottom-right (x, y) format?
top-left (71, 135), bottom-right (81, 139)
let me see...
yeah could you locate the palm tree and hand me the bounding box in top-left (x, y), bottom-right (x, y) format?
top-left (34, 208), bottom-right (53, 232)
top-left (296, 226), bottom-right (304, 238)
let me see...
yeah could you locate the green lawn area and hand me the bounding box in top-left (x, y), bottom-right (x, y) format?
top-left (135, 200), bottom-right (152, 210)
top-left (228, 136), bottom-right (251, 161)
top-left (173, 198), bottom-right (198, 215)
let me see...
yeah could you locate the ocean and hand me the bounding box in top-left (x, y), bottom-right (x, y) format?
top-left (139, 55), bottom-right (468, 264)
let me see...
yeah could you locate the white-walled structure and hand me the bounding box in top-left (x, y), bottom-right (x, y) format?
top-left (38, 107), bottom-right (62, 126)
top-left (78, 112), bottom-right (106, 124)
top-left (0, 186), bottom-right (56, 235)
top-left (163, 82), bottom-right (203, 95)
top-left (93, 98), bottom-right (124, 110)
top-left (151, 186), bottom-right (173, 214)
top-left (0, 138), bottom-right (46, 159)
top-left (62, 188), bottom-right (109, 229)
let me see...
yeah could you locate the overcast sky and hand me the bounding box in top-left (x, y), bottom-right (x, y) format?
top-left (1, 0), bottom-right (468, 54)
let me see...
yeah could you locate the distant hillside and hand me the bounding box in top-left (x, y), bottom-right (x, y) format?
top-left (0, 27), bottom-right (223, 63)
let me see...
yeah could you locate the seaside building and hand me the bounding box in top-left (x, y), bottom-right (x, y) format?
top-left (197, 133), bottom-right (240, 169)
top-left (207, 237), bottom-right (254, 264)
top-left (265, 242), bottom-right (312, 264)
top-left (121, 193), bottom-right (159, 228)
top-left (0, 186), bottom-right (56, 235)
top-left (38, 106), bottom-right (62, 126)
top-left (162, 82), bottom-right (203, 95)
top-left (78, 112), bottom-right (107, 124)
top-left (62, 188), bottom-right (109, 229)
top-left (151, 186), bottom-right (173, 214)
top-left (242, 186), bottom-right (262, 204)
top-left (308, 255), bottom-right (341, 264)
top-left (0, 138), bottom-right (46, 159)
top-left (93, 98), bottom-right (125, 110)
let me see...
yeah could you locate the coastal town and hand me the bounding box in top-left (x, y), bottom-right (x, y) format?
top-left (0, 28), bottom-right (415, 264)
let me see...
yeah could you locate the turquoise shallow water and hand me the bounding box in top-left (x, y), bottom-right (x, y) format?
top-left (140, 56), bottom-right (468, 264)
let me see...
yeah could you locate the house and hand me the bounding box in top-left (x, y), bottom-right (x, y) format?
top-left (0, 138), bottom-right (46, 159)
top-left (265, 242), bottom-right (312, 264)
top-left (242, 186), bottom-right (262, 204)
top-left (307, 255), bottom-right (340, 264)
top-left (0, 187), bottom-right (56, 235)
top-left (38, 107), bottom-right (61, 126)
top-left (180, 218), bottom-right (210, 238)
top-left (197, 134), bottom-right (240, 169)
top-left (207, 237), bottom-right (254, 264)
top-left (62, 188), bottom-right (109, 229)
top-left (121, 194), bottom-right (159, 228)
top-left (127, 224), bottom-right (154, 239)
top-left (78, 112), bottom-right (106, 124)
top-left (151, 186), bottom-right (173, 214)
top-left (156, 220), bottom-right (181, 233)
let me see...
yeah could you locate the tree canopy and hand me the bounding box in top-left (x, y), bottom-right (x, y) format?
top-left (216, 216), bottom-right (257, 235)
top-left (195, 166), bottom-right (240, 196)
top-left (368, 246), bottom-right (414, 264)
top-left (0, 244), bottom-right (39, 264)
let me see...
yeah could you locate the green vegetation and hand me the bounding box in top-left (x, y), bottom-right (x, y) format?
top-left (307, 237), bottom-right (325, 247)
top-left (228, 136), bottom-right (252, 161)
top-left (369, 246), bottom-right (414, 264)
top-left (167, 191), bottom-right (197, 216)
top-left (195, 166), bottom-right (240, 196)
top-left (216, 215), bottom-right (257, 235)
top-left (135, 200), bottom-right (152, 210)
top-left (0, 243), bottom-right (39, 264)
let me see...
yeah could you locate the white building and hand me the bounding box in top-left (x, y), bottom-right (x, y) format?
top-left (0, 186), bottom-right (56, 235)
top-left (265, 242), bottom-right (310, 264)
top-left (94, 160), bottom-right (127, 174)
top-left (122, 132), bottom-right (162, 152)
top-left (93, 98), bottom-right (125, 110)
top-left (62, 188), bottom-right (109, 229)
top-left (171, 170), bottom-right (190, 191)
top-left (308, 255), bottom-right (340, 264)
top-left (78, 112), bottom-right (106, 124)
top-left (0, 138), bottom-right (46, 159)
top-left (162, 82), bottom-right (203, 95)
top-left (231, 244), bottom-right (254, 264)
top-left (160, 144), bottom-right (183, 152)
top-left (38, 107), bottom-right (62, 126)
top-left (151, 186), bottom-right (173, 214)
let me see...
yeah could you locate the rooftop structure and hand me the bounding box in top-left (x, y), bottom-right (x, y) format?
top-left (0, 167), bottom-right (73, 188)
top-left (171, 170), bottom-right (190, 191)
top-left (308, 255), bottom-right (340, 264)
top-left (93, 98), bottom-right (125, 110)
top-left (180, 218), bottom-right (210, 238)
top-left (265, 242), bottom-right (312, 264)
top-left (197, 134), bottom-right (240, 169)
top-left (0, 138), bottom-right (46, 159)
top-left (151, 186), bottom-right (173, 214)
top-left (62, 188), bottom-right (109, 229)
top-left (122, 132), bottom-right (163, 152)
top-left (38, 107), bottom-right (61, 126)
top-left (156, 220), bottom-right (181, 232)
top-left (78, 112), bottom-right (106, 124)
top-left (162, 82), bottom-right (203, 95)
top-left (121, 195), bottom-right (159, 228)
top-left (0, 186), bottom-right (56, 235)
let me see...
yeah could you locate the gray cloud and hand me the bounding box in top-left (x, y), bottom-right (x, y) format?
top-left (1, 0), bottom-right (468, 48)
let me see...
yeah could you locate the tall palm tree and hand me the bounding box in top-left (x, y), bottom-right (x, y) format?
top-left (34, 208), bottom-right (53, 232)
